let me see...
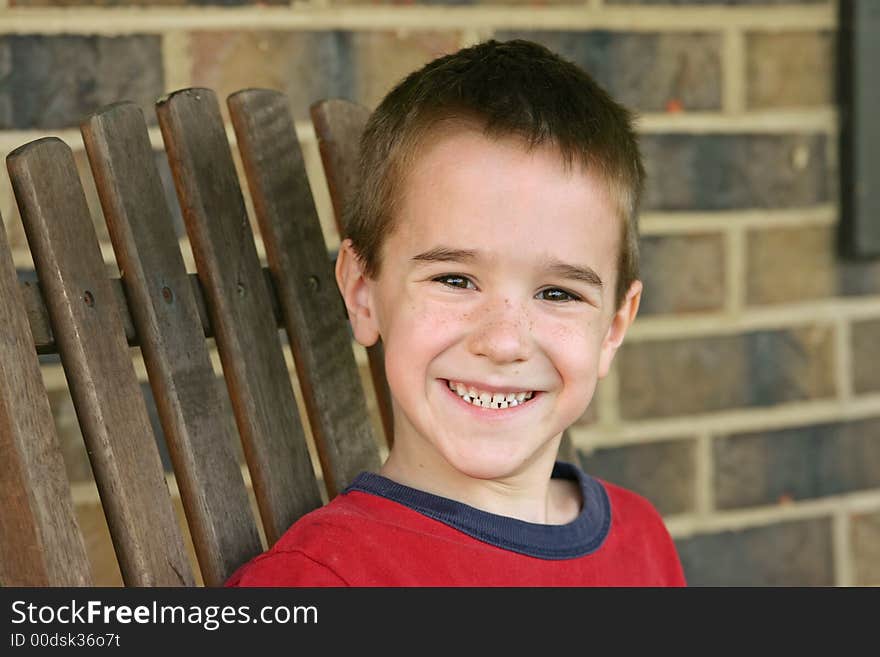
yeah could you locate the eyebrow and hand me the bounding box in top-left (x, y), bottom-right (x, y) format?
top-left (411, 247), bottom-right (604, 290)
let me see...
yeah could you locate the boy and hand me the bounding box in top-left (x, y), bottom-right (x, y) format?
top-left (227, 39), bottom-right (685, 586)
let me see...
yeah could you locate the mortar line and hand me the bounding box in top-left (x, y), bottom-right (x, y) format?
top-left (0, 7), bottom-right (837, 34)
top-left (640, 205), bottom-right (836, 233)
top-left (835, 316), bottom-right (854, 404)
top-left (628, 298), bottom-right (880, 340)
top-left (569, 394), bottom-right (880, 448)
top-left (637, 108), bottom-right (836, 133)
top-left (460, 27), bottom-right (493, 49)
top-left (832, 511), bottom-right (852, 587)
top-left (696, 431), bottom-right (714, 518)
top-left (664, 489), bottom-right (880, 539)
top-left (597, 361), bottom-right (621, 432)
top-left (161, 31), bottom-right (193, 94)
top-left (722, 26), bottom-right (746, 115)
top-left (726, 224), bottom-right (746, 316)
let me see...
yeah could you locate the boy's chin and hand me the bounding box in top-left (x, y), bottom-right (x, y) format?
top-left (440, 445), bottom-right (552, 483)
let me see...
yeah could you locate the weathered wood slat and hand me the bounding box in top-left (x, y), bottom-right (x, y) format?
top-left (81, 102), bottom-right (263, 587)
top-left (0, 209), bottom-right (91, 586)
top-left (228, 89), bottom-right (381, 497)
top-left (7, 138), bottom-right (194, 586)
top-left (310, 98), bottom-right (395, 448)
top-left (308, 99), bottom-right (370, 231)
top-left (156, 88), bottom-right (322, 545)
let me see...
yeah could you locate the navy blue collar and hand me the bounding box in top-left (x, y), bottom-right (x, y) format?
top-left (344, 461), bottom-right (610, 560)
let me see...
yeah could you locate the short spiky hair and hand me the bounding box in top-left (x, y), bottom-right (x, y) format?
top-left (343, 38), bottom-right (644, 309)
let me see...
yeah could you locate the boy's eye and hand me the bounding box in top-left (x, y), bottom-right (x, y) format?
top-left (537, 287), bottom-right (582, 303)
top-left (433, 274), bottom-right (476, 290)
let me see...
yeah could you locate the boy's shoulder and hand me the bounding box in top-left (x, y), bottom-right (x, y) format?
top-left (593, 477), bottom-right (683, 578)
top-left (598, 477), bottom-right (676, 540)
top-left (224, 493), bottom-right (382, 587)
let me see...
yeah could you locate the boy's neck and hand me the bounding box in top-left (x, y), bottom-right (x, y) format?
top-left (378, 443), bottom-right (581, 525)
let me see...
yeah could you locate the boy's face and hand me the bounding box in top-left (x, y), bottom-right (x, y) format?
top-left (337, 128), bottom-right (641, 482)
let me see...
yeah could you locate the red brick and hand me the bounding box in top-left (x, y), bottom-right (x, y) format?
top-left (746, 225), bottom-right (835, 306)
top-left (675, 517), bottom-right (834, 586)
top-left (851, 510), bottom-right (880, 586)
top-left (495, 30), bottom-right (722, 113)
top-left (746, 31), bottom-right (834, 109)
top-left (618, 326), bottom-right (836, 419)
top-left (639, 233), bottom-right (726, 315)
top-left (579, 438), bottom-right (696, 515)
top-left (11, 0), bottom-right (283, 5)
top-left (714, 418), bottom-right (880, 510)
top-left (852, 319), bottom-right (880, 395)
top-left (641, 134), bottom-right (829, 211)
top-left (0, 35), bottom-right (164, 130)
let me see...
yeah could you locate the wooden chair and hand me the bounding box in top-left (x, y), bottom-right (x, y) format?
top-left (0, 88), bottom-right (387, 586)
top-left (0, 87), bottom-right (579, 587)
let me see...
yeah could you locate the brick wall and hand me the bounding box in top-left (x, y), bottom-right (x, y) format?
top-left (2, 0), bottom-right (878, 586)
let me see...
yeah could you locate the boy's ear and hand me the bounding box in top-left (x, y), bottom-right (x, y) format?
top-left (597, 279), bottom-right (642, 379)
top-left (335, 239), bottom-right (381, 347)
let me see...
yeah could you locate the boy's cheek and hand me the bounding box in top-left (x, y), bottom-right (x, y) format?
top-left (380, 300), bottom-right (466, 349)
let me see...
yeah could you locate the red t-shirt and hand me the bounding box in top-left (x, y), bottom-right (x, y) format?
top-left (226, 462), bottom-right (685, 587)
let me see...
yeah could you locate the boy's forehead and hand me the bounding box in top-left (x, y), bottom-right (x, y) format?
top-left (390, 127), bottom-right (621, 278)
top-left (400, 127), bottom-right (589, 212)
top-left (410, 122), bottom-right (567, 172)
top-left (400, 126), bottom-right (614, 225)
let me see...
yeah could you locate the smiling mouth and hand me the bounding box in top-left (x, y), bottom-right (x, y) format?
top-left (445, 380), bottom-right (536, 409)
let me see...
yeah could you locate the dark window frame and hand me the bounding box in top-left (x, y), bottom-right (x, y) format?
top-left (839, 0), bottom-right (880, 258)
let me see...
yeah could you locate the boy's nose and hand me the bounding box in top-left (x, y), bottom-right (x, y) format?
top-left (467, 298), bottom-right (533, 364)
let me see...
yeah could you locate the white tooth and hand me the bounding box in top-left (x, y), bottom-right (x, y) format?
top-left (524, 391), bottom-right (533, 400)
top-left (468, 386), bottom-right (478, 398)
top-left (472, 398), bottom-right (482, 407)
top-left (505, 393), bottom-right (516, 402)
top-left (515, 392), bottom-right (526, 402)
top-left (509, 400), bottom-right (519, 407)
top-left (479, 392), bottom-right (492, 403)
top-left (448, 380), bottom-right (455, 391)
top-left (499, 401), bottom-right (508, 409)
top-left (456, 383), bottom-right (467, 396)
top-left (492, 393), bottom-right (505, 404)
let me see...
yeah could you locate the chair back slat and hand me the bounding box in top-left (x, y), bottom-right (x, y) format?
top-left (308, 99), bottom-right (370, 234)
top-left (310, 99), bottom-right (395, 448)
top-left (7, 138), bottom-right (194, 586)
top-left (156, 89), bottom-right (322, 544)
top-left (227, 89), bottom-right (381, 497)
top-left (81, 103), bottom-right (263, 586)
top-left (0, 216), bottom-right (91, 586)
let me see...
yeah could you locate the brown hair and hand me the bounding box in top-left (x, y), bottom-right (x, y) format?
top-left (343, 38), bottom-right (644, 309)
